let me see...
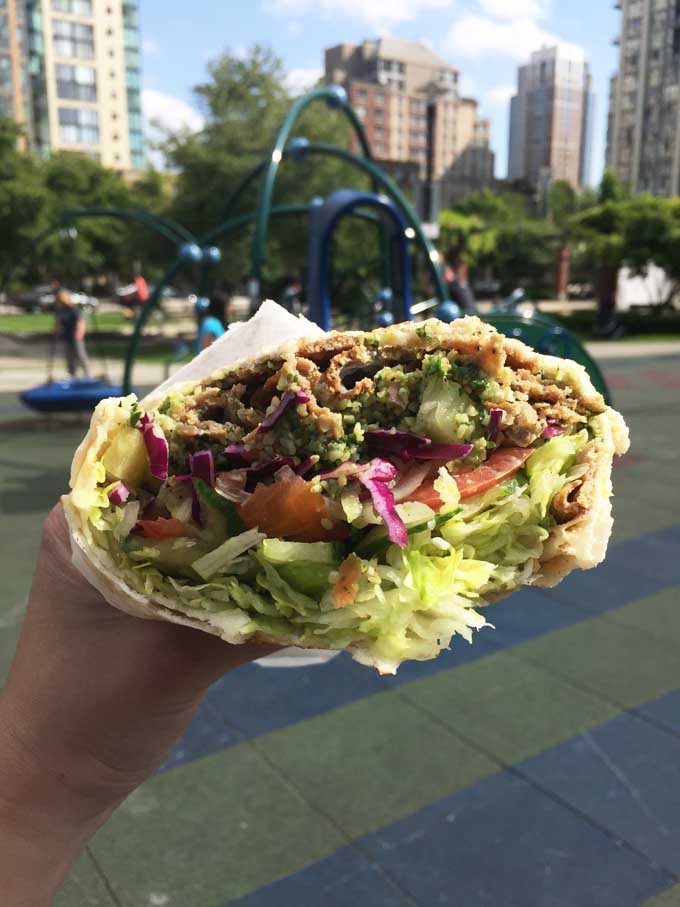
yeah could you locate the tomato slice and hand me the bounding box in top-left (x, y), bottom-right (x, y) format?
top-left (238, 472), bottom-right (348, 542)
top-left (136, 517), bottom-right (194, 539)
top-left (405, 447), bottom-right (534, 510)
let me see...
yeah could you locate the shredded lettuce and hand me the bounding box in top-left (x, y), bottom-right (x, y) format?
top-left (193, 528), bottom-right (264, 580)
top-left (526, 429), bottom-right (588, 518)
top-left (86, 409), bottom-right (593, 673)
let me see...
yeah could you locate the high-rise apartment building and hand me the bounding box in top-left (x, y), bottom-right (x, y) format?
top-left (4, 0), bottom-right (143, 169)
top-left (606, 0), bottom-right (680, 195)
top-left (325, 38), bottom-right (494, 215)
top-left (1, 0), bottom-right (32, 139)
top-left (508, 45), bottom-right (593, 189)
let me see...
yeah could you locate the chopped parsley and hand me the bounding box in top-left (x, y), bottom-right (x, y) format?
top-left (129, 401), bottom-right (143, 427)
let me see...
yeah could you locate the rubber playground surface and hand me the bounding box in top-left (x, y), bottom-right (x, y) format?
top-left (0, 354), bottom-right (679, 907)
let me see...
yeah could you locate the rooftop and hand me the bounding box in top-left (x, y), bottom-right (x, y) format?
top-left (364, 36), bottom-right (457, 72)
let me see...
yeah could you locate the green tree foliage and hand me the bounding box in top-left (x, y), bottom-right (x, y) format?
top-left (598, 168), bottom-right (628, 203)
top-left (442, 188), bottom-right (557, 296)
top-left (38, 152), bottom-right (132, 283)
top-left (438, 210), bottom-right (496, 269)
top-left (0, 120), bottom-right (47, 288)
top-left (0, 115), bottom-right (175, 292)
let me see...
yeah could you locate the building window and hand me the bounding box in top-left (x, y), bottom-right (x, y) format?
top-left (55, 63), bottom-right (96, 101)
top-left (58, 105), bottom-right (99, 144)
top-left (51, 0), bottom-right (93, 15)
top-left (52, 19), bottom-right (94, 59)
top-left (127, 109), bottom-right (142, 131)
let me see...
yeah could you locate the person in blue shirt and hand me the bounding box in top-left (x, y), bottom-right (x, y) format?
top-left (196, 289), bottom-right (230, 352)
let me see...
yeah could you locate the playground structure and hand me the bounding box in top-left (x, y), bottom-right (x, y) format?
top-left (18, 84), bottom-right (611, 412)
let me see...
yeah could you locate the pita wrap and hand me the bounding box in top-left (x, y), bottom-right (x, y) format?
top-left (63, 312), bottom-right (629, 674)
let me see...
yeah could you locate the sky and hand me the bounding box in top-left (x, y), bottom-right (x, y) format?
top-left (139, 0), bottom-right (621, 184)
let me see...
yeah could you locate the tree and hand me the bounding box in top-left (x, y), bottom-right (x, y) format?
top-left (36, 152), bottom-right (133, 285)
top-left (438, 210), bottom-right (496, 277)
top-left (0, 119), bottom-right (47, 292)
top-left (443, 187), bottom-right (558, 297)
top-left (569, 172), bottom-right (680, 328)
top-left (598, 168), bottom-right (628, 203)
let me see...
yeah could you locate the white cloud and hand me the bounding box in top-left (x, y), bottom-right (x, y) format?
top-left (458, 74), bottom-right (477, 97)
top-left (284, 67), bottom-right (323, 95)
top-left (265, 0), bottom-right (454, 28)
top-left (142, 89), bottom-right (204, 168)
top-left (142, 89), bottom-right (204, 134)
top-left (445, 15), bottom-right (567, 60)
top-left (476, 0), bottom-right (549, 20)
top-left (486, 83), bottom-right (515, 106)
top-left (141, 37), bottom-right (160, 57)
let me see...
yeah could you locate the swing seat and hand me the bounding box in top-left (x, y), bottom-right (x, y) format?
top-left (20, 378), bottom-right (124, 414)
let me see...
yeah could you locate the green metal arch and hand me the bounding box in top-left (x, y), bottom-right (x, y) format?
top-left (204, 141), bottom-right (448, 305)
top-left (250, 86), bottom-right (373, 284)
top-left (62, 207), bottom-right (198, 245)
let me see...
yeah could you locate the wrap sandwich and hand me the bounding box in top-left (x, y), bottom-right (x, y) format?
top-left (63, 315), bottom-right (629, 674)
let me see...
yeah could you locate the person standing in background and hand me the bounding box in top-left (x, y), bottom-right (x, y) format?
top-left (134, 273), bottom-right (149, 307)
top-left (53, 281), bottom-right (91, 378)
top-left (196, 288), bottom-right (230, 352)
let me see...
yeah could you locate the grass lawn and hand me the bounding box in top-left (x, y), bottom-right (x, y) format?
top-left (0, 310), bottom-right (129, 333)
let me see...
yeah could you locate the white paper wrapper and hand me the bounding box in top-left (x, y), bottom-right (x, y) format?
top-left (145, 299), bottom-right (337, 669)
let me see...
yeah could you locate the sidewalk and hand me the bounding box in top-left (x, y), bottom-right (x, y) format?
top-left (0, 358), bottom-right (171, 394)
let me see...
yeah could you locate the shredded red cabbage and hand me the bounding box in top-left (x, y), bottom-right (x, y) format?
top-left (487, 408), bottom-right (503, 443)
top-left (366, 429), bottom-right (472, 463)
top-left (190, 450), bottom-right (215, 488)
top-left (230, 456), bottom-right (296, 492)
top-left (223, 444), bottom-right (257, 465)
top-left (258, 391), bottom-right (310, 434)
top-left (318, 458), bottom-right (405, 545)
top-left (365, 429), bottom-right (431, 452)
top-left (392, 462), bottom-right (431, 503)
top-left (404, 443), bottom-right (473, 462)
top-left (138, 413), bottom-right (169, 481)
top-left (295, 457), bottom-right (316, 478)
top-left (108, 482), bottom-right (129, 505)
top-left (543, 423), bottom-right (564, 438)
top-left (357, 459), bottom-right (406, 548)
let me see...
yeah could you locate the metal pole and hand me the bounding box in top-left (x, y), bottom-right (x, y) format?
top-left (250, 86), bottom-right (374, 290)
